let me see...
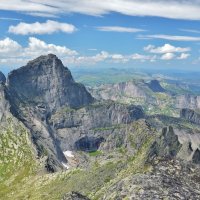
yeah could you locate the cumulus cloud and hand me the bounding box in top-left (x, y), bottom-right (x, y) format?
top-left (144, 44), bottom-right (190, 54)
top-left (0, 37), bottom-right (191, 68)
top-left (139, 34), bottom-right (200, 42)
top-left (177, 53), bottom-right (190, 60)
top-left (145, 44), bottom-right (191, 60)
top-left (0, 37), bottom-right (78, 67)
top-left (129, 53), bottom-right (156, 62)
top-left (1, 0), bottom-right (200, 20)
top-left (9, 20), bottom-right (77, 35)
top-left (161, 53), bottom-right (175, 60)
top-left (96, 26), bottom-right (145, 33)
top-left (25, 37), bottom-right (78, 57)
top-left (0, 37), bottom-right (22, 55)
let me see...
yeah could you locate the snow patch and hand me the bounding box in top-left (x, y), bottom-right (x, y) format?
top-left (63, 150), bottom-right (74, 158)
top-left (62, 162), bottom-right (69, 169)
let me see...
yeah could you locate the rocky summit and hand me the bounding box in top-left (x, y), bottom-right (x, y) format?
top-left (0, 71), bottom-right (6, 84)
top-left (7, 54), bottom-right (94, 111)
top-left (0, 54), bottom-right (200, 200)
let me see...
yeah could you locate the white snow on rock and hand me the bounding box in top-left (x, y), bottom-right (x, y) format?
top-left (63, 150), bottom-right (74, 158)
top-left (62, 162), bottom-right (69, 169)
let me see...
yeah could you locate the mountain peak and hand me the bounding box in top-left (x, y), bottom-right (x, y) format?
top-left (0, 71), bottom-right (6, 84)
top-left (7, 54), bottom-right (94, 111)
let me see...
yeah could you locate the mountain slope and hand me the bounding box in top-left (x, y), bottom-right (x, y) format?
top-left (0, 54), bottom-right (200, 199)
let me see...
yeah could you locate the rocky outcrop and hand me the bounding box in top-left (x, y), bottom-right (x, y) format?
top-left (180, 108), bottom-right (200, 125)
top-left (192, 149), bottom-right (200, 164)
top-left (102, 159), bottom-right (200, 200)
top-left (148, 126), bottom-right (182, 160)
top-left (176, 94), bottom-right (200, 110)
top-left (3, 54), bottom-right (96, 172)
top-left (0, 71), bottom-right (6, 84)
top-left (7, 54), bottom-right (94, 111)
top-left (62, 192), bottom-right (90, 200)
top-left (88, 80), bottom-right (152, 103)
top-left (147, 80), bottom-right (165, 93)
top-left (50, 102), bottom-right (144, 152)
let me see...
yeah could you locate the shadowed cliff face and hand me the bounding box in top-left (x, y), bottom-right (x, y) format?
top-left (7, 54), bottom-right (94, 111)
top-left (147, 80), bottom-right (165, 93)
top-left (0, 71), bottom-right (6, 84)
top-left (180, 108), bottom-right (200, 125)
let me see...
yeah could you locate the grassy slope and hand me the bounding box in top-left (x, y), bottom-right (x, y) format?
top-left (0, 120), bottom-right (156, 200)
top-left (0, 118), bottom-right (37, 199)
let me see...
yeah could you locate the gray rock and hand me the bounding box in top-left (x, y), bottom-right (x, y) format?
top-left (62, 192), bottom-right (90, 200)
top-left (89, 81), bottom-right (149, 101)
top-left (7, 54), bottom-right (94, 111)
top-left (0, 71), bottom-right (6, 84)
top-left (180, 108), bottom-right (200, 125)
top-left (148, 126), bottom-right (182, 160)
top-left (192, 148), bottom-right (200, 164)
top-left (176, 94), bottom-right (200, 110)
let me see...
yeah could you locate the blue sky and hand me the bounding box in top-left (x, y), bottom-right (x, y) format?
top-left (0, 0), bottom-right (200, 73)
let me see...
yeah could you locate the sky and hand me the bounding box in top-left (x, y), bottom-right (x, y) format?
top-left (0, 0), bottom-right (200, 73)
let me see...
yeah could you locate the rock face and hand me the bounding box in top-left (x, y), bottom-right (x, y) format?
top-left (192, 149), bottom-right (200, 164)
top-left (0, 71), bottom-right (6, 84)
top-left (4, 54), bottom-right (94, 171)
top-left (5, 54), bottom-right (95, 171)
top-left (7, 54), bottom-right (94, 111)
top-left (148, 126), bottom-right (182, 160)
top-left (147, 80), bottom-right (165, 92)
top-left (89, 81), bottom-right (148, 101)
top-left (176, 94), bottom-right (200, 110)
top-left (50, 103), bottom-right (144, 152)
top-left (62, 192), bottom-right (90, 200)
top-left (180, 108), bottom-right (200, 125)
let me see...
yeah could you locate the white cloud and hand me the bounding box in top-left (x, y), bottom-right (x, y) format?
top-left (144, 44), bottom-right (190, 54)
top-left (180, 29), bottom-right (200, 34)
top-left (177, 53), bottom-right (190, 60)
top-left (161, 53), bottom-right (175, 60)
top-left (1, 0), bottom-right (200, 20)
top-left (28, 12), bottom-right (59, 18)
top-left (0, 17), bottom-right (21, 21)
top-left (0, 37), bottom-right (191, 68)
top-left (0, 37), bottom-right (22, 55)
top-left (96, 26), bottom-right (145, 33)
top-left (140, 34), bottom-right (200, 42)
top-left (75, 51), bottom-right (109, 65)
top-left (9, 20), bottom-right (77, 35)
top-left (25, 37), bottom-right (78, 57)
top-left (0, 37), bottom-right (78, 67)
top-left (145, 44), bottom-right (191, 60)
top-left (130, 54), bottom-right (157, 62)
